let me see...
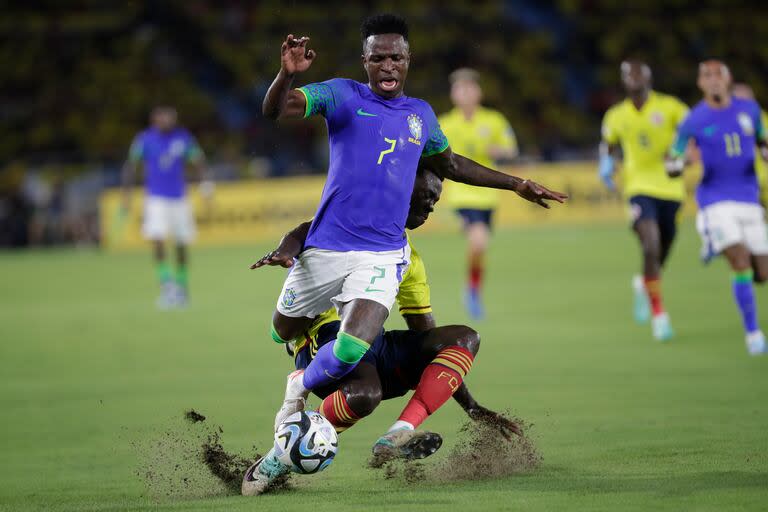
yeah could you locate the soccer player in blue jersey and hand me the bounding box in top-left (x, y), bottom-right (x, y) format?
top-left (122, 106), bottom-right (209, 308)
top-left (242, 168), bottom-right (521, 495)
top-left (261, 14), bottom-right (567, 430)
top-left (668, 60), bottom-right (768, 355)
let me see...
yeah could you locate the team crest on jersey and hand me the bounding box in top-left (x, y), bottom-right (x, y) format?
top-left (282, 288), bottom-right (297, 308)
top-left (738, 112), bottom-right (754, 135)
top-left (650, 112), bottom-right (664, 126)
top-left (169, 139), bottom-right (187, 157)
top-left (407, 114), bottom-right (423, 145)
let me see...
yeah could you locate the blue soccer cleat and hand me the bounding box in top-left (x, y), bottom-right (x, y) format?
top-left (632, 276), bottom-right (650, 324)
top-left (370, 428), bottom-right (443, 468)
top-left (464, 288), bottom-right (485, 320)
top-left (651, 312), bottom-right (674, 342)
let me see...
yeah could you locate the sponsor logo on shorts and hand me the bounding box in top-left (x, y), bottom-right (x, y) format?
top-left (282, 288), bottom-right (297, 308)
top-left (630, 203), bottom-right (642, 222)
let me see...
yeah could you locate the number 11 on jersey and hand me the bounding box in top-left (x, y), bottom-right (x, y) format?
top-left (724, 132), bottom-right (742, 157)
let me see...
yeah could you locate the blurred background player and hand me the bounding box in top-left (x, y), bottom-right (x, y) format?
top-left (439, 68), bottom-right (518, 319)
top-left (121, 106), bottom-right (209, 308)
top-left (599, 61), bottom-right (689, 341)
top-left (732, 83), bottom-right (768, 207)
top-left (668, 60), bottom-right (768, 355)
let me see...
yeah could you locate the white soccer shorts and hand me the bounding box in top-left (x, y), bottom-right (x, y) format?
top-left (276, 245), bottom-right (412, 318)
top-left (142, 195), bottom-right (196, 244)
top-left (696, 201), bottom-right (768, 259)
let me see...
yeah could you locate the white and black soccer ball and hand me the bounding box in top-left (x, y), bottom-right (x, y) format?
top-left (274, 410), bottom-right (338, 474)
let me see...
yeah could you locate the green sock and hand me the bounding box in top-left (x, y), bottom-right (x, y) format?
top-left (156, 261), bottom-right (172, 284)
top-left (176, 264), bottom-right (188, 289)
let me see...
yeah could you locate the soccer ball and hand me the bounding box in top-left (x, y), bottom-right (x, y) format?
top-left (274, 410), bottom-right (338, 474)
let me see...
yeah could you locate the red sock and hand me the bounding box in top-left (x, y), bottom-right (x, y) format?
top-left (469, 263), bottom-right (483, 291)
top-left (398, 346), bottom-right (474, 428)
top-left (319, 390), bottom-right (360, 433)
top-left (644, 276), bottom-right (665, 315)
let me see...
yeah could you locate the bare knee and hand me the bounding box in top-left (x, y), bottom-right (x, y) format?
top-left (752, 256), bottom-right (768, 283)
top-left (724, 244), bottom-right (752, 272)
top-left (272, 311), bottom-right (310, 341)
top-left (467, 224), bottom-right (490, 253)
top-left (454, 326), bottom-right (481, 357)
top-left (338, 299), bottom-right (389, 344)
top-left (343, 384), bottom-right (382, 418)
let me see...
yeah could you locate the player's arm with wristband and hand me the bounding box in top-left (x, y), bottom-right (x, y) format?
top-left (263, 34), bottom-right (316, 120)
top-left (598, 141), bottom-right (620, 191)
top-left (598, 112), bottom-right (620, 191)
top-left (665, 112), bottom-right (697, 177)
top-left (666, 130), bottom-right (694, 177)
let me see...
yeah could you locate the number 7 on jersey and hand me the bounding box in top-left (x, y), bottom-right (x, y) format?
top-left (377, 137), bottom-right (397, 165)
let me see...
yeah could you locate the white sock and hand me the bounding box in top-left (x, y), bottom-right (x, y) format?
top-left (632, 274), bottom-right (645, 293)
top-left (388, 420), bottom-right (414, 433)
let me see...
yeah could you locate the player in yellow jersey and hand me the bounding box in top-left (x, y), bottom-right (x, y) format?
top-left (439, 68), bottom-right (518, 319)
top-left (600, 61), bottom-right (689, 341)
top-left (732, 83), bottom-right (768, 206)
top-left (243, 167), bottom-right (519, 495)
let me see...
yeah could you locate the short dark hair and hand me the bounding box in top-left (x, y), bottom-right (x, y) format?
top-left (361, 13), bottom-right (408, 43)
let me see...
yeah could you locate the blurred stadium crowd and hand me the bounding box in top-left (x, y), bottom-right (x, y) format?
top-left (1, 0), bottom-right (766, 247)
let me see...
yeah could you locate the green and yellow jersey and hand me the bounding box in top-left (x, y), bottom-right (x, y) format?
top-left (439, 107), bottom-right (517, 210)
top-left (293, 234), bottom-right (431, 359)
top-left (601, 91), bottom-right (689, 202)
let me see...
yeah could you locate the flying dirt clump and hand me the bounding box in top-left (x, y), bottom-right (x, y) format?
top-left (135, 409), bottom-right (290, 500)
top-left (374, 413), bottom-right (542, 484)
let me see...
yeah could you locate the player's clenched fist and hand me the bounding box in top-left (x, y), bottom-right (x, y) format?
top-left (280, 34), bottom-right (316, 75)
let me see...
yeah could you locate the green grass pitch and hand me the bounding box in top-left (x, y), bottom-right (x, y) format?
top-left (1, 223), bottom-right (767, 511)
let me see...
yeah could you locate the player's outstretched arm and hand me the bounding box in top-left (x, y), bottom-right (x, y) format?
top-left (452, 384), bottom-right (522, 439)
top-left (422, 148), bottom-right (568, 208)
top-left (598, 142), bottom-right (620, 191)
top-left (249, 221), bottom-right (311, 269)
top-left (262, 35), bottom-right (316, 120)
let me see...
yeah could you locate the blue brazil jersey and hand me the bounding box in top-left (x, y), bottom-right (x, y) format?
top-left (128, 127), bottom-right (202, 199)
top-left (298, 79), bottom-right (449, 252)
top-left (672, 97), bottom-right (765, 208)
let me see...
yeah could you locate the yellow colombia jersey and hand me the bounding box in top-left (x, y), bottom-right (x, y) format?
top-left (293, 234), bottom-right (431, 358)
top-left (601, 91), bottom-right (689, 201)
top-left (756, 110), bottom-right (768, 205)
top-left (439, 107), bottom-right (518, 209)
